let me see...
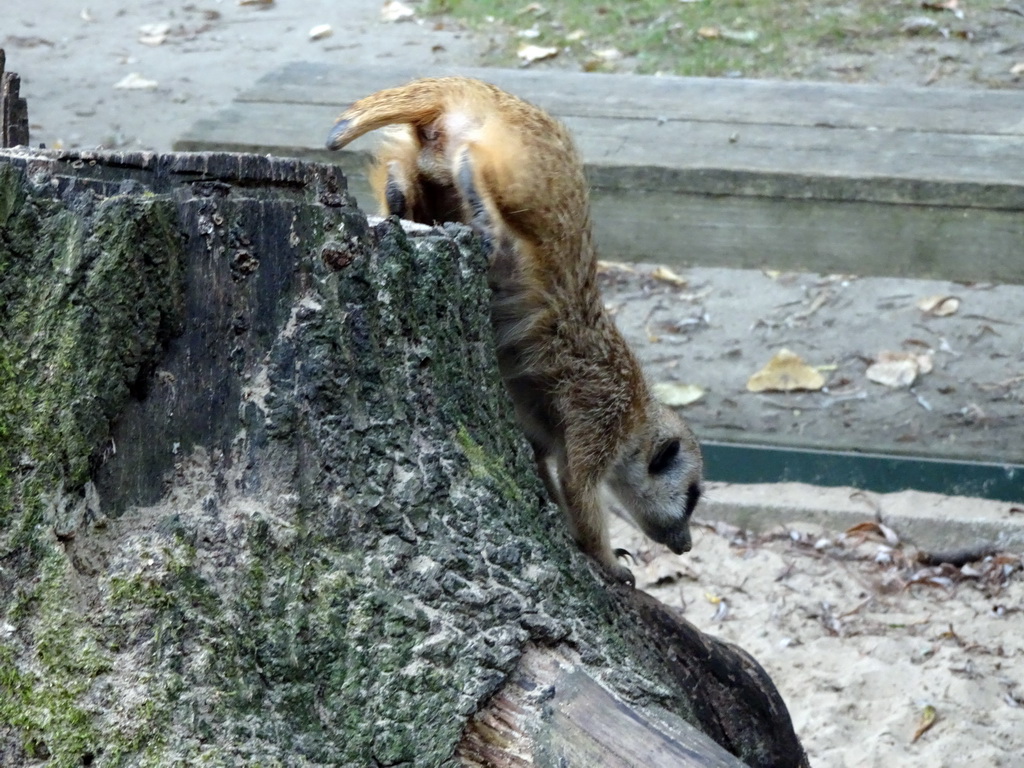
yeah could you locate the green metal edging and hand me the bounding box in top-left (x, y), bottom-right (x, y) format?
top-left (703, 441), bottom-right (1023, 503)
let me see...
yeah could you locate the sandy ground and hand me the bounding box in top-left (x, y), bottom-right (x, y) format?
top-left (4, 2), bottom-right (1024, 766)
top-left (610, 508), bottom-right (1024, 768)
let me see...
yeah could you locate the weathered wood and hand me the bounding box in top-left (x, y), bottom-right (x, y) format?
top-left (178, 99), bottom-right (1024, 205)
top-left (241, 61), bottom-right (1024, 138)
top-left (174, 62), bottom-right (1024, 283)
top-left (589, 189), bottom-right (1024, 283)
top-left (0, 148), bottom-right (808, 768)
top-left (457, 646), bottom-right (747, 767)
top-left (0, 50), bottom-right (30, 148)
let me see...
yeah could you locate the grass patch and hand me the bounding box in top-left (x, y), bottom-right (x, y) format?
top-left (425, 0), bottom-right (982, 78)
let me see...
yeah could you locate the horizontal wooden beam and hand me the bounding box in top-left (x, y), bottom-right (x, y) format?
top-left (176, 62), bottom-right (1024, 283)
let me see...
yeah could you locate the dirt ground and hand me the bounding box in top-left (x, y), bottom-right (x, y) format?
top-left (610, 510), bottom-right (1024, 768)
top-left (601, 263), bottom-right (1024, 467)
top-left (4, 2), bottom-right (1023, 766)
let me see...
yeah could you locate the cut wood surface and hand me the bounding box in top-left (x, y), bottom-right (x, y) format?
top-left (175, 62), bottom-right (1024, 283)
top-left (457, 645), bottom-right (747, 767)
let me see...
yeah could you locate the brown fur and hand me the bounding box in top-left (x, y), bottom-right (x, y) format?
top-left (328, 77), bottom-right (703, 584)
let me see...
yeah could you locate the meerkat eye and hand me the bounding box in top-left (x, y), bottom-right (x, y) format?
top-left (648, 439), bottom-right (680, 475)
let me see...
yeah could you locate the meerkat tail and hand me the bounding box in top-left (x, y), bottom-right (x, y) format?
top-left (326, 78), bottom-right (468, 150)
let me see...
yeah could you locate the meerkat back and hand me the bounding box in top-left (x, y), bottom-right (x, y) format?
top-left (327, 78), bottom-right (703, 585)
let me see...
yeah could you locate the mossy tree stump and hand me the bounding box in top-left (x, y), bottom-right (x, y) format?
top-left (0, 149), bottom-right (807, 768)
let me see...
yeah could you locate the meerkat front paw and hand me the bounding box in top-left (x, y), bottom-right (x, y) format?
top-left (605, 560), bottom-right (636, 588)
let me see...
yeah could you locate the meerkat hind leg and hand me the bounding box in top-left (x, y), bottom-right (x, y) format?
top-left (452, 146), bottom-right (498, 251)
top-left (383, 162), bottom-right (409, 218)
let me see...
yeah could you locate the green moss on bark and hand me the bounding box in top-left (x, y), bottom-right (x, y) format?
top-left (0, 158), bottom-right (185, 766)
top-left (0, 546), bottom-right (112, 766)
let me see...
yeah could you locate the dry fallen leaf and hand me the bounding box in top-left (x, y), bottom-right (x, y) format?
top-left (845, 521), bottom-right (900, 546)
top-left (917, 294), bottom-right (960, 316)
top-left (138, 22), bottom-right (170, 45)
top-left (591, 47), bottom-right (623, 62)
top-left (921, 0), bottom-right (963, 17)
top-left (901, 16), bottom-right (940, 34)
top-left (866, 358), bottom-right (917, 388)
top-left (697, 26), bottom-right (721, 39)
top-left (912, 704), bottom-right (938, 742)
top-left (380, 0), bottom-right (416, 22)
top-left (651, 265), bottom-right (688, 287)
top-left (596, 260), bottom-right (636, 274)
top-left (866, 350), bottom-right (933, 388)
top-left (113, 73), bottom-right (159, 90)
top-left (746, 349), bottom-right (825, 393)
top-left (565, 29), bottom-right (586, 42)
top-left (720, 28), bottom-right (759, 44)
top-left (308, 24), bottom-right (333, 40)
top-left (517, 43), bottom-right (559, 63)
top-left (652, 381), bottom-right (706, 407)
top-left (517, 2), bottom-right (546, 14)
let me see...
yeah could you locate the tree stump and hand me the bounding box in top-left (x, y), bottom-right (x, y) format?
top-left (0, 148), bottom-right (809, 767)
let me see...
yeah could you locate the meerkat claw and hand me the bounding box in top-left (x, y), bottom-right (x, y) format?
top-left (614, 547), bottom-right (637, 565)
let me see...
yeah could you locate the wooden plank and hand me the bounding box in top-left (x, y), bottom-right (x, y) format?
top-left (174, 63), bottom-right (1024, 283)
top-left (241, 61), bottom-right (1024, 137)
top-left (565, 117), bottom-right (1023, 202)
top-left (589, 190), bottom-right (1024, 285)
top-left (177, 102), bottom-right (1024, 205)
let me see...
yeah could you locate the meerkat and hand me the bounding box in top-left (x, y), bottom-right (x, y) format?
top-left (327, 77), bottom-right (703, 585)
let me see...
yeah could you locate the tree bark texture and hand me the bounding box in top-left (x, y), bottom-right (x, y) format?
top-left (0, 148), bottom-right (808, 768)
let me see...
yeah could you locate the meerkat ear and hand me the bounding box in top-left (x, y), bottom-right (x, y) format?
top-left (648, 439), bottom-right (681, 475)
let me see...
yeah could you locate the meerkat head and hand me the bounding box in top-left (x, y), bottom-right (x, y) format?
top-left (605, 402), bottom-right (703, 555)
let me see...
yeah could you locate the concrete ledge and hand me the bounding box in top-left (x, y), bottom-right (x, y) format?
top-left (698, 482), bottom-right (1024, 554)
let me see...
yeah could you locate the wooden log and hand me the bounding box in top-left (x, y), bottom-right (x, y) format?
top-left (0, 50), bottom-right (29, 148)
